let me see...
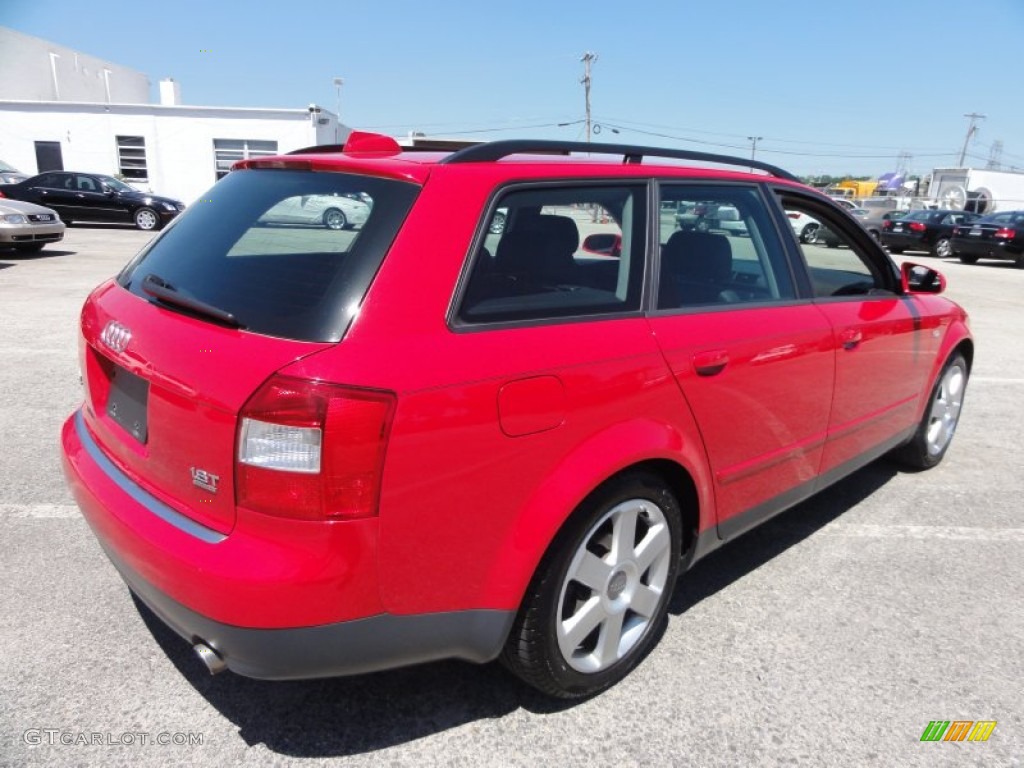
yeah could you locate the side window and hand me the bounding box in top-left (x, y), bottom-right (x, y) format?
top-left (458, 185), bottom-right (645, 324)
top-left (657, 184), bottom-right (795, 309)
top-left (782, 197), bottom-right (888, 298)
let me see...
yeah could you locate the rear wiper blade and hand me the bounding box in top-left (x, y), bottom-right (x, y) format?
top-left (142, 273), bottom-right (242, 328)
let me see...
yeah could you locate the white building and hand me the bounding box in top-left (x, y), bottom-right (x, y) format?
top-left (0, 27), bottom-right (349, 204)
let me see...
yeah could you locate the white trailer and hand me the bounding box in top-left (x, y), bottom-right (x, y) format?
top-left (927, 168), bottom-right (1024, 214)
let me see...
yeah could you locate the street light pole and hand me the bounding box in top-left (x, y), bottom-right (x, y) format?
top-left (333, 77), bottom-right (344, 143)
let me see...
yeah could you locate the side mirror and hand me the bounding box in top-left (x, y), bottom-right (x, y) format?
top-left (901, 262), bottom-right (945, 294)
top-left (581, 233), bottom-right (622, 258)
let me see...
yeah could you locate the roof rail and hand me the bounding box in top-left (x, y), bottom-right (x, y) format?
top-left (441, 139), bottom-right (800, 182)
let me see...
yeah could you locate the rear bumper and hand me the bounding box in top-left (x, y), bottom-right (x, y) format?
top-left (61, 408), bottom-right (513, 678)
top-left (104, 538), bottom-right (512, 680)
top-left (880, 233), bottom-right (928, 250)
top-left (952, 238), bottom-right (1022, 260)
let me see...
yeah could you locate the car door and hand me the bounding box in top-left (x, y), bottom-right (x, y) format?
top-left (28, 173), bottom-right (76, 217)
top-left (776, 191), bottom-right (940, 482)
top-left (646, 183), bottom-right (835, 537)
top-left (75, 174), bottom-right (128, 223)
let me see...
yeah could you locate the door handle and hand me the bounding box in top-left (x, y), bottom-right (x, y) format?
top-left (840, 329), bottom-right (863, 350)
top-left (693, 350), bottom-right (729, 376)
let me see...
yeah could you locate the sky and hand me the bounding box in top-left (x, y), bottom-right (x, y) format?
top-left (3, 0), bottom-right (1024, 178)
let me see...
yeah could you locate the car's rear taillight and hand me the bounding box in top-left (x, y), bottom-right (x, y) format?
top-left (909, 222), bottom-right (926, 232)
top-left (236, 375), bottom-right (396, 521)
top-left (0, 190), bottom-right (6, 198)
top-left (995, 227), bottom-right (1016, 239)
top-left (883, 220), bottom-right (893, 230)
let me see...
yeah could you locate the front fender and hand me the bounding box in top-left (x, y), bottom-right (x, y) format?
top-left (918, 309), bottom-right (973, 417)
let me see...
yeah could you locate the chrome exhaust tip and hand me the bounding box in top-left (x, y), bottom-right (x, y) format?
top-left (193, 642), bottom-right (227, 675)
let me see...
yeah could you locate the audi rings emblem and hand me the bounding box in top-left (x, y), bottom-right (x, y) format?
top-left (101, 321), bottom-right (132, 354)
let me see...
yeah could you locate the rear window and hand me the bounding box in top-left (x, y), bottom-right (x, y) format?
top-left (118, 169), bottom-right (418, 342)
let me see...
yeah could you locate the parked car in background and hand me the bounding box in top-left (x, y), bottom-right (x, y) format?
top-left (0, 198), bottom-right (65, 252)
top-left (951, 210), bottom-right (1024, 267)
top-left (822, 209), bottom-right (905, 246)
top-left (828, 197), bottom-right (858, 211)
top-left (259, 193), bottom-right (371, 230)
top-left (60, 132), bottom-right (972, 699)
top-left (786, 210), bottom-right (822, 243)
top-left (0, 160), bottom-right (29, 185)
top-left (0, 172), bottom-right (184, 230)
top-left (880, 209), bottom-right (980, 257)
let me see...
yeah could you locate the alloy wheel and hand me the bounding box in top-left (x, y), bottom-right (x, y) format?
top-left (556, 498), bottom-right (672, 673)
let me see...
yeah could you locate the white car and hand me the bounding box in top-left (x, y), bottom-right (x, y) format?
top-left (0, 198), bottom-right (65, 252)
top-left (259, 193), bottom-right (370, 230)
top-left (786, 210), bottom-right (822, 243)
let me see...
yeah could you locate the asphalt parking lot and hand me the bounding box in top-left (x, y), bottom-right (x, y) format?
top-left (1, 228), bottom-right (1021, 767)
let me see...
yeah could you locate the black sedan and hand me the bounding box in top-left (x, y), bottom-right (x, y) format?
top-left (0, 172), bottom-right (184, 230)
top-left (951, 210), bottom-right (1024, 267)
top-left (880, 209), bottom-right (979, 257)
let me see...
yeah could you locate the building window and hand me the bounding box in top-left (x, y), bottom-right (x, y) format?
top-left (213, 139), bottom-right (278, 180)
top-left (116, 136), bottom-right (148, 181)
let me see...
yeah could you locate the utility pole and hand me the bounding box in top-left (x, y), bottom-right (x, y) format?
top-left (580, 52), bottom-right (597, 144)
top-left (747, 136), bottom-right (762, 170)
top-left (333, 77), bottom-right (344, 143)
top-left (957, 112), bottom-right (985, 167)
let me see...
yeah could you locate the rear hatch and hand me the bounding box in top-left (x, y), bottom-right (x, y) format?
top-left (79, 167), bottom-right (419, 534)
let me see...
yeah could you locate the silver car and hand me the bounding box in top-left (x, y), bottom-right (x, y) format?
top-left (0, 198), bottom-right (65, 253)
top-left (259, 193), bottom-right (370, 230)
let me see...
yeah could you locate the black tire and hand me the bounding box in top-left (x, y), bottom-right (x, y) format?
top-left (323, 208), bottom-right (347, 230)
top-left (134, 207), bottom-right (161, 231)
top-left (933, 237), bottom-right (952, 258)
top-left (800, 223), bottom-right (820, 244)
top-left (892, 352), bottom-right (968, 470)
top-left (958, 254), bottom-right (979, 265)
top-left (1015, 253), bottom-right (1024, 269)
top-left (501, 471), bottom-right (682, 699)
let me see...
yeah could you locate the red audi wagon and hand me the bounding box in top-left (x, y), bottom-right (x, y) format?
top-left (61, 132), bottom-right (971, 698)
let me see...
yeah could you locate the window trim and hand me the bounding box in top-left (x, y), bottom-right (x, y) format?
top-left (447, 178), bottom-right (650, 333)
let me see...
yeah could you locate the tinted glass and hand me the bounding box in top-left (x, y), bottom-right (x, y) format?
top-left (658, 184), bottom-right (795, 308)
top-left (781, 197), bottom-right (888, 298)
top-left (118, 169), bottom-right (418, 342)
top-left (459, 185), bottom-right (646, 324)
